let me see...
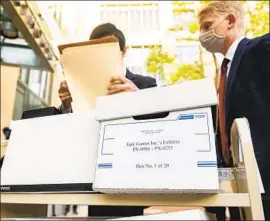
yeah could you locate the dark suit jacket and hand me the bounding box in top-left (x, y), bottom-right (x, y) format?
top-left (88, 69), bottom-right (157, 217)
top-left (126, 69), bottom-right (157, 89)
top-left (214, 34), bottom-right (270, 200)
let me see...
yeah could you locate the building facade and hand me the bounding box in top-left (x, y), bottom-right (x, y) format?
top-left (41, 1), bottom-right (216, 84)
top-left (1, 1), bottom-right (220, 135)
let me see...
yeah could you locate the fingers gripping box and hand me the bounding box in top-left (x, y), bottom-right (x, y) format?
top-left (93, 78), bottom-right (219, 193)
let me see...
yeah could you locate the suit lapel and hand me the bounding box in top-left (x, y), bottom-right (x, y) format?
top-left (225, 38), bottom-right (251, 118)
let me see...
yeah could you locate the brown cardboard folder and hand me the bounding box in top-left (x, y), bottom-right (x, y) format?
top-left (58, 36), bottom-right (119, 54)
top-left (58, 37), bottom-right (124, 112)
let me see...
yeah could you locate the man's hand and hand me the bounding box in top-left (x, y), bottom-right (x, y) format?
top-left (58, 80), bottom-right (72, 110)
top-left (108, 76), bottom-right (138, 95)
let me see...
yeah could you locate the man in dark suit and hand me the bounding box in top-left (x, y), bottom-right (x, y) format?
top-left (58, 23), bottom-right (156, 217)
top-left (198, 1), bottom-right (270, 220)
top-left (59, 23), bottom-right (156, 113)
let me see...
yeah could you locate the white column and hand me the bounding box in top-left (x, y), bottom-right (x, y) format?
top-left (161, 31), bottom-right (177, 82)
top-left (158, 1), bottom-right (174, 32)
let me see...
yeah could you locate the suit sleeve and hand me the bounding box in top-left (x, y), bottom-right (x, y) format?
top-left (58, 104), bottom-right (73, 114)
top-left (147, 77), bottom-right (157, 88)
top-left (254, 34), bottom-right (270, 106)
top-left (133, 75), bottom-right (157, 89)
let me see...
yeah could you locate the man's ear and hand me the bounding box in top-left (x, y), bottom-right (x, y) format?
top-left (227, 13), bottom-right (237, 29)
top-left (122, 46), bottom-right (127, 58)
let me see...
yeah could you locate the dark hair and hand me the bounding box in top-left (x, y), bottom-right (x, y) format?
top-left (89, 23), bottom-right (126, 51)
top-left (2, 127), bottom-right (11, 140)
top-left (3, 127), bottom-right (10, 132)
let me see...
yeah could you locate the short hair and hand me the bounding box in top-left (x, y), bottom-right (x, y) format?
top-left (89, 23), bottom-right (126, 51)
top-left (2, 127), bottom-right (11, 139)
top-left (198, 1), bottom-right (245, 30)
top-left (3, 127), bottom-right (10, 133)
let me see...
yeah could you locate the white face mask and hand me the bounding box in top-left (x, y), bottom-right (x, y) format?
top-left (199, 19), bottom-right (228, 53)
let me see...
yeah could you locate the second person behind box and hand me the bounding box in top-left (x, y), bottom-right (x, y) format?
top-left (58, 23), bottom-right (157, 114)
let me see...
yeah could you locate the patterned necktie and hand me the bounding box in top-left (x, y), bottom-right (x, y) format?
top-left (218, 58), bottom-right (232, 166)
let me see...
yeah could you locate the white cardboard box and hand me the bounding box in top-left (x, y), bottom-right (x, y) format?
top-left (93, 78), bottom-right (219, 193)
top-left (109, 209), bottom-right (216, 220)
top-left (1, 111), bottom-right (99, 193)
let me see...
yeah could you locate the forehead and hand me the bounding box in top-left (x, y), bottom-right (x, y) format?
top-left (199, 13), bottom-right (219, 26)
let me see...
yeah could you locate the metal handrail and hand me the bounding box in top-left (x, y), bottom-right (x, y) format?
top-left (17, 79), bottom-right (48, 107)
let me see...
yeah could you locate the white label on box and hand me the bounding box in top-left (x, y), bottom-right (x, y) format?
top-left (95, 107), bottom-right (218, 192)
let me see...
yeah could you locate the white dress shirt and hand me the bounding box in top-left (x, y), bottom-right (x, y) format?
top-left (224, 36), bottom-right (245, 77)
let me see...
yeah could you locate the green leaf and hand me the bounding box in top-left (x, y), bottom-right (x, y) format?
top-left (171, 63), bottom-right (205, 83)
top-left (188, 21), bottom-right (199, 34)
top-left (145, 47), bottom-right (176, 75)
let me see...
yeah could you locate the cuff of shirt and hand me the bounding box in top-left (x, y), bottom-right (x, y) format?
top-left (59, 104), bottom-right (72, 114)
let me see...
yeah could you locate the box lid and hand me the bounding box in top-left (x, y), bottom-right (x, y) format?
top-left (96, 78), bottom-right (217, 121)
top-left (1, 111), bottom-right (99, 192)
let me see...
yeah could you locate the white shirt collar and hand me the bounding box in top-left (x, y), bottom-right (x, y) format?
top-left (225, 36), bottom-right (245, 61)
